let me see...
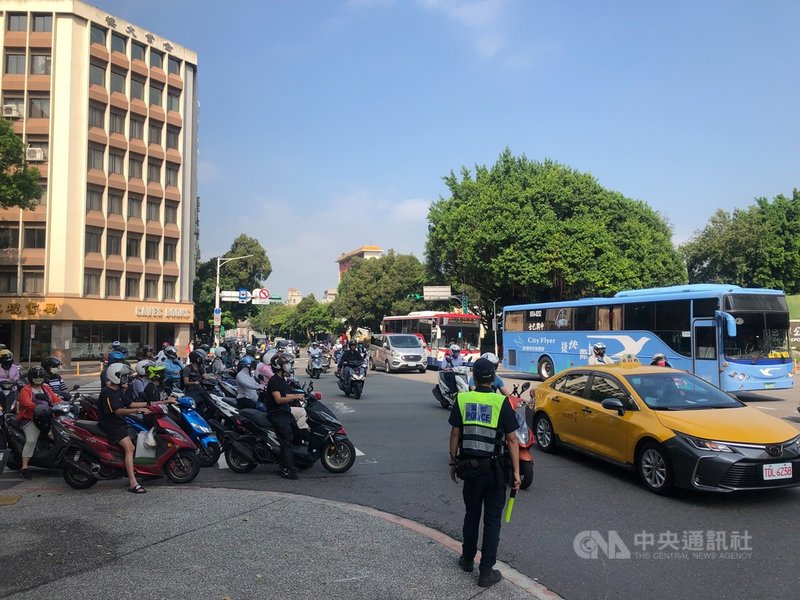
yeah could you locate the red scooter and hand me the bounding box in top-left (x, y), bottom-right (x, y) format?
top-left (61, 402), bottom-right (200, 489)
top-left (509, 382), bottom-right (535, 490)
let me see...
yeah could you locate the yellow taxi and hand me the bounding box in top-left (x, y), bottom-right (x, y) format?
top-left (532, 360), bottom-right (800, 494)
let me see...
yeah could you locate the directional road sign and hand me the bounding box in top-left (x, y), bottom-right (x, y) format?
top-left (220, 290), bottom-right (242, 301)
top-left (213, 307), bottom-right (222, 315)
top-left (251, 288), bottom-right (271, 305)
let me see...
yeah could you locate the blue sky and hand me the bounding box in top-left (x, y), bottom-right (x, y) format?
top-left (92, 0), bottom-right (800, 300)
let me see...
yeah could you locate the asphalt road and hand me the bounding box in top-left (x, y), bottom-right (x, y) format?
top-left (9, 362), bottom-right (800, 600)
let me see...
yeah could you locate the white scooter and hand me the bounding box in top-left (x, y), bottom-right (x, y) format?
top-left (432, 365), bottom-right (470, 409)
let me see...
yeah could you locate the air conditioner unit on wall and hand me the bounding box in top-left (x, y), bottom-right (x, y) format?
top-left (26, 147), bottom-right (44, 161)
top-left (2, 104), bottom-right (20, 118)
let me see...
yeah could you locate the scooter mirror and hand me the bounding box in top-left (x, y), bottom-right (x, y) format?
top-left (521, 382), bottom-right (530, 393)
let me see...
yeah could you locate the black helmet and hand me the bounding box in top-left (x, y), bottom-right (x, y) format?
top-left (164, 345), bottom-right (178, 359)
top-left (189, 350), bottom-right (205, 365)
top-left (199, 344), bottom-right (211, 353)
top-left (348, 340), bottom-right (357, 348)
top-left (270, 352), bottom-right (294, 373)
top-left (41, 357), bottom-right (63, 375)
top-left (245, 345), bottom-right (257, 357)
top-left (471, 357), bottom-right (496, 385)
top-left (33, 403), bottom-right (53, 432)
top-left (28, 366), bottom-right (47, 385)
top-left (0, 349), bottom-right (14, 368)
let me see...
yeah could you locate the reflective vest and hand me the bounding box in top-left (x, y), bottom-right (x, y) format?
top-left (457, 390), bottom-right (506, 457)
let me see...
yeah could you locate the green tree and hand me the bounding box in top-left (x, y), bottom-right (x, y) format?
top-left (291, 294), bottom-right (339, 341)
top-left (0, 118), bottom-right (43, 209)
top-left (332, 251), bottom-right (427, 332)
top-left (425, 150), bottom-right (687, 310)
top-left (193, 234), bottom-right (272, 330)
top-left (681, 190), bottom-right (800, 293)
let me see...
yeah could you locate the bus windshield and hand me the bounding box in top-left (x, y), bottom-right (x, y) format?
top-left (440, 325), bottom-right (480, 350)
top-left (723, 311), bottom-right (790, 361)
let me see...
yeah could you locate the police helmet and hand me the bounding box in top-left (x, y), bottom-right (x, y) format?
top-left (471, 357), bottom-right (496, 384)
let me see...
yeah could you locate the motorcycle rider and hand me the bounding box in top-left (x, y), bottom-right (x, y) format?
top-left (337, 340), bottom-right (363, 385)
top-left (468, 353), bottom-right (510, 396)
top-left (209, 347), bottom-right (228, 375)
top-left (267, 353), bottom-right (303, 480)
top-left (129, 360), bottom-right (154, 401)
top-left (588, 342), bottom-right (614, 365)
top-left (107, 340), bottom-right (128, 360)
top-left (441, 344), bottom-right (465, 395)
top-left (41, 357), bottom-right (68, 397)
top-left (16, 366), bottom-right (62, 479)
top-left (158, 346), bottom-right (184, 388)
top-left (235, 356), bottom-right (263, 410)
top-left (97, 363), bottom-right (150, 494)
top-left (181, 349), bottom-right (212, 394)
top-left (650, 353), bottom-right (672, 367)
top-left (100, 350), bottom-right (127, 387)
top-left (141, 363), bottom-right (178, 405)
top-left (307, 342), bottom-right (323, 372)
top-left (0, 349), bottom-right (21, 384)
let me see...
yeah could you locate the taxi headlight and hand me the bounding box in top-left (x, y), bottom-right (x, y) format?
top-left (676, 432), bottom-right (734, 453)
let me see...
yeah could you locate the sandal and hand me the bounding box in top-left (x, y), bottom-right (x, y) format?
top-left (127, 484), bottom-right (147, 494)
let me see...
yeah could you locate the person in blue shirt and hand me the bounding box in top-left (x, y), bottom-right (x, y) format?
top-left (468, 353), bottom-right (510, 396)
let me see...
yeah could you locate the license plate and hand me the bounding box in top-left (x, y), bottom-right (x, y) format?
top-left (764, 382), bottom-right (776, 389)
top-left (763, 462), bottom-right (793, 480)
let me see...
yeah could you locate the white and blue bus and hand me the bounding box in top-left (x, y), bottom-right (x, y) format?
top-left (502, 284), bottom-right (793, 393)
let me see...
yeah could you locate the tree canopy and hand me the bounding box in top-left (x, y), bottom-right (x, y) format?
top-left (250, 295), bottom-right (342, 342)
top-left (332, 250), bottom-right (428, 333)
top-left (681, 190), bottom-right (800, 293)
top-left (425, 150), bottom-right (687, 309)
top-left (193, 234), bottom-right (272, 329)
top-left (0, 118), bottom-right (43, 209)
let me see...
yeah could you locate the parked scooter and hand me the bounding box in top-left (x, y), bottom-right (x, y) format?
top-left (509, 382), bottom-right (534, 490)
top-left (306, 349), bottom-right (323, 379)
top-left (337, 359), bottom-right (366, 399)
top-left (223, 382), bottom-right (356, 474)
top-left (2, 400), bottom-right (80, 471)
top-left (432, 366), bottom-right (470, 409)
top-left (61, 402), bottom-right (200, 489)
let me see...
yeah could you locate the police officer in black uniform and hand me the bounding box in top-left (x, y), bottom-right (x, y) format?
top-left (448, 357), bottom-right (520, 588)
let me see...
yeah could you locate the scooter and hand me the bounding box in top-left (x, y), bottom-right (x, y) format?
top-left (321, 352), bottom-right (332, 374)
top-left (61, 402), bottom-right (200, 489)
top-left (2, 400), bottom-right (81, 471)
top-left (337, 360), bottom-right (366, 399)
top-left (0, 379), bottom-right (21, 414)
top-left (509, 382), bottom-right (534, 490)
top-left (223, 382), bottom-right (356, 475)
top-left (432, 365), bottom-right (470, 409)
top-left (306, 351), bottom-right (323, 379)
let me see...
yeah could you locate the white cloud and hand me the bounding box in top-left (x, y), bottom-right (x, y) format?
top-left (417, 0), bottom-right (510, 60)
top-left (390, 198), bottom-right (431, 222)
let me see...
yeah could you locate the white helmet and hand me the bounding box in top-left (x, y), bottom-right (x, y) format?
top-left (481, 352), bottom-right (500, 366)
top-left (135, 359), bottom-right (154, 377)
top-left (261, 348), bottom-right (277, 365)
top-left (107, 363), bottom-right (133, 385)
top-left (449, 344), bottom-right (461, 354)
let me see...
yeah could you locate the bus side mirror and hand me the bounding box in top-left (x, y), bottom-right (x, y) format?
top-left (715, 310), bottom-right (737, 338)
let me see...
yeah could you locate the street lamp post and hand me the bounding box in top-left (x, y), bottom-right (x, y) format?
top-left (490, 297), bottom-right (501, 358)
top-left (214, 254), bottom-right (254, 345)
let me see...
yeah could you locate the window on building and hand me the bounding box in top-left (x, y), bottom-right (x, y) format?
top-left (36, 180), bottom-right (47, 206)
top-left (7, 14), bottom-right (27, 32)
top-left (108, 151), bottom-right (124, 175)
top-left (166, 126), bottom-right (179, 149)
top-left (126, 235), bottom-right (140, 258)
top-left (106, 232), bottom-right (122, 255)
top-left (131, 42), bottom-right (146, 62)
top-left (127, 196), bottom-right (142, 219)
top-left (0, 268), bottom-right (17, 294)
top-left (147, 161), bottom-right (161, 183)
top-left (109, 110), bottom-right (124, 134)
top-left (149, 84), bottom-right (162, 107)
top-left (88, 145), bottom-right (104, 171)
top-left (145, 236), bottom-right (159, 260)
top-left (2, 96), bottom-right (24, 116)
top-left (167, 89), bottom-right (180, 112)
top-left (23, 226), bottom-right (46, 249)
top-left (22, 268), bottom-right (44, 294)
top-left (146, 200), bottom-right (160, 222)
top-left (150, 50), bottom-right (164, 70)
top-left (85, 228), bottom-right (101, 253)
top-left (30, 53), bottom-right (51, 75)
top-left (90, 62), bottom-right (106, 86)
top-left (89, 103), bottom-right (105, 128)
top-left (168, 57), bottom-right (180, 75)
top-left (0, 226), bottom-right (20, 249)
top-left (129, 117), bottom-right (144, 139)
top-left (111, 33), bottom-right (126, 54)
top-left (110, 68), bottom-right (126, 94)
top-left (5, 53), bottom-right (25, 75)
top-left (26, 140), bottom-right (48, 160)
top-left (165, 202), bottom-right (178, 224)
top-left (84, 270), bottom-right (100, 295)
top-left (105, 273), bottom-right (120, 297)
top-left (164, 241), bottom-right (177, 262)
top-left (131, 76), bottom-right (145, 100)
top-left (128, 154), bottom-right (143, 180)
top-left (90, 24), bottom-right (106, 45)
top-left (108, 192), bottom-right (122, 215)
top-left (145, 278), bottom-right (159, 299)
top-left (163, 278), bottom-right (176, 300)
top-left (148, 121), bottom-right (162, 145)
top-left (125, 275), bottom-right (140, 297)
top-left (28, 96), bottom-right (49, 118)
top-left (32, 15), bottom-right (52, 32)
top-left (166, 164), bottom-right (178, 187)
top-left (86, 186), bottom-right (103, 212)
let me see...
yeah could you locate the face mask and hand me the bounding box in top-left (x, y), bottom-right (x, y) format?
top-left (32, 377), bottom-right (44, 385)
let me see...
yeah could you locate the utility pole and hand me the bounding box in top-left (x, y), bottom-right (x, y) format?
top-left (489, 297), bottom-right (501, 358)
top-left (214, 254), bottom-right (253, 345)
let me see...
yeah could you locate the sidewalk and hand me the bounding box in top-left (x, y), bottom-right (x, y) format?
top-left (0, 481), bottom-right (560, 600)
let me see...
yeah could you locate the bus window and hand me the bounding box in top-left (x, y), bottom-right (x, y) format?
top-left (574, 306), bottom-right (596, 330)
top-left (694, 327), bottom-right (717, 360)
top-left (546, 308), bottom-right (573, 331)
top-left (505, 311), bottom-right (524, 332)
top-left (693, 298), bottom-right (718, 318)
top-left (597, 306), bottom-right (623, 331)
top-left (624, 303), bottom-right (655, 331)
top-left (655, 300), bottom-right (691, 356)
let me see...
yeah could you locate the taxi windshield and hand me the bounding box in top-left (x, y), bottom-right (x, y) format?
top-left (624, 372), bottom-right (744, 411)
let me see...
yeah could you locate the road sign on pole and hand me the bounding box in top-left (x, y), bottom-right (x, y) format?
top-left (213, 313), bottom-right (221, 327)
top-left (251, 288), bottom-right (271, 305)
top-left (423, 285), bottom-right (452, 301)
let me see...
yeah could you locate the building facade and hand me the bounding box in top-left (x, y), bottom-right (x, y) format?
top-left (335, 245), bottom-right (383, 281)
top-left (286, 288), bottom-right (302, 306)
top-left (0, 1), bottom-right (198, 364)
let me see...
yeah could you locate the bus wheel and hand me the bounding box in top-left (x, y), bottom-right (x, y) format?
top-left (538, 356), bottom-right (554, 380)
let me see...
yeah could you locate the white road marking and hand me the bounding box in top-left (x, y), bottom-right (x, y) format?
top-left (334, 402), bottom-right (356, 414)
top-left (217, 454), bottom-right (229, 469)
top-left (755, 406), bottom-right (777, 411)
top-left (355, 447), bottom-right (365, 456)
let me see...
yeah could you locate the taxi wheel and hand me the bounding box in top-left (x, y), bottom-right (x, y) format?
top-left (534, 414), bottom-right (557, 453)
top-left (637, 442), bottom-right (674, 495)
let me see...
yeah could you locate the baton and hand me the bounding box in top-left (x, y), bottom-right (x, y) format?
top-left (504, 488), bottom-right (517, 523)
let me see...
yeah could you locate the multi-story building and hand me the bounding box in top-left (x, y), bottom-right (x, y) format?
top-left (0, 1), bottom-right (198, 365)
top-left (286, 288), bottom-right (302, 307)
top-left (335, 245), bottom-right (383, 281)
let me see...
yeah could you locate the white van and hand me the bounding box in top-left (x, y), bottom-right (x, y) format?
top-left (369, 334), bottom-right (426, 373)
